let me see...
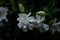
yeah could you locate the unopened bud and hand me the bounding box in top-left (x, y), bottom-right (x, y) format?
top-left (19, 3), bottom-right (25, 12)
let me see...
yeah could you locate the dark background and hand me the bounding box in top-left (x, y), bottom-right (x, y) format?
top-left (0, 0), bottom-right (60, 40)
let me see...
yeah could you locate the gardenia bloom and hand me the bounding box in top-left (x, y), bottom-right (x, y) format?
top-left (0, 7), bottom-right (8, 21)
top-left (17, 12), bottom-right (36, 32)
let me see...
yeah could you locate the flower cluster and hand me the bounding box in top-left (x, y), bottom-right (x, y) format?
top-left (17, 11), bottom-right (60, 34)
top-left (17, 11), bottom-right (49, 32)
top-left (0, 6), bottom-right (59, 34)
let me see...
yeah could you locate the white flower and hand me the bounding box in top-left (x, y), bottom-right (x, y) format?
top-left (0, 7), bottom-right (8, 21)
top-left (22, 25), bottom-right (27, 32)
top-left (17, 12), bottom-right (36, 32)
top-left (27, 23), bottom-right (34, 30)
top-left (50, 18), bottom-right (60, 34)
top-left (17, 13), bottom-right (29, 32)
top-left (27, 16), bottom-right (36, 22)
top-left (35, 14), bottom-right (48, 32)
top-left (32, 11), bottom-right (45, 28)
top-left (36, 11), bottom-right (46, 23)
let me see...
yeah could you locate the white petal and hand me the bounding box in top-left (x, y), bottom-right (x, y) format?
top-left (58, 29), bottom-right (60, 32)
top-left (17, 23), bottom-right (22, 29)
top-left (28, 24), bottom-right (33, 30)
top-left (22, 25), bottom-right (27, 32)
top-left (57, 25), bottom-right (60, 32)
top-left (18, 14), bottom-right (28, 17)
top-left (43, 24), bottom-right (49, 31)
top-left (27, 12), bottom-right (31, 16)
top-left (23, 25), bottom-right (27, 28)
top-left (36, 15), bottom-right (41, 21)
top-left (36, 15), bottom-right (45, 23)
top-left (17, 18), bottom-right (20, 21)
top-left (27, 16), bottom-right (36, 22)
top-left (4, 7), bottom-right (9, 12)
top-left (56, 22), bottom-right (60, 25)
top-left (54, 18), bottom-right (57, 23)
top-left (40, 16), bottom-right (45, 22)
top-left (17, 14), bottom-right (29, 22)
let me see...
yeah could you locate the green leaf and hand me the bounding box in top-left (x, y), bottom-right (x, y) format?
top-left (0, 0), bottom-right (4, 5)
top-left (49, 19), bottom-right (54, 25)
top-left (9, 0), bottom-right (14, 4)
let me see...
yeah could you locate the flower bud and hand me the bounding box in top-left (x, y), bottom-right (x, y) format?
top-left (19, 3), bottom-right (25, 12)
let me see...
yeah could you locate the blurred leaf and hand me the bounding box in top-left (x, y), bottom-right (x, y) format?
top-left (49, 19), bottom-right (54, 25)
top-left (43, 7), bottom-right (48, 12)
top-left (9, 0), bottom-right (14, 4)
top-left (12, 5), bottom-right (17, 12)
top-left (0, 0), bottom-right (4, 6)
top-left (48, 0), bottom-right (55, 13)
top-left (9, 0), bottom-right (17, 12)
